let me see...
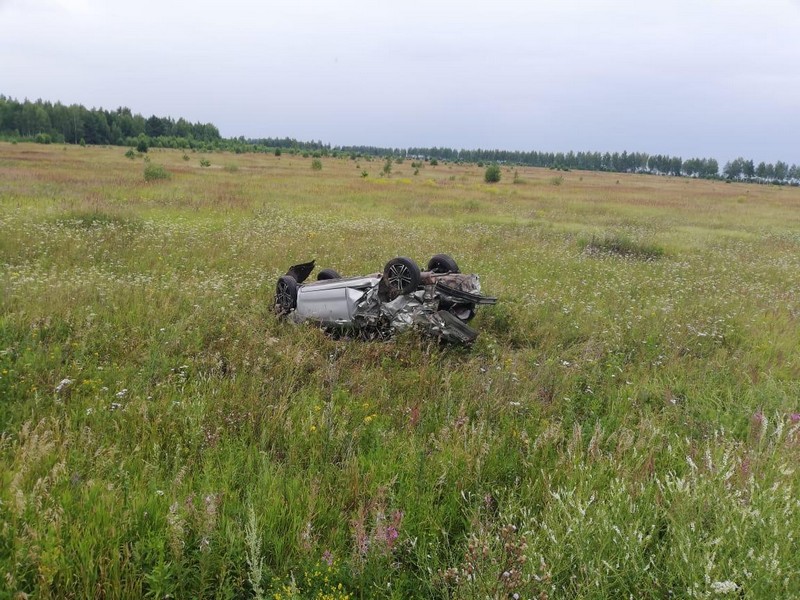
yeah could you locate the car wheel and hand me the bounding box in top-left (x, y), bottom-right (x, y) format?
top-left (317, 268), bottom-right (341, 280)
top-left (427, 253), bottom-right (460, 274)
top-left (383, 257), bottom-right (421, 295)
top-left (275, 276), bottom-right (298, 314)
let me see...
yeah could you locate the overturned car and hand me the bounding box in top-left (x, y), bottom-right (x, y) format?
top-left (275, 254), bottom-right (496, 344)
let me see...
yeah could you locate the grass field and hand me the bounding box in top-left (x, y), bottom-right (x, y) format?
top-left (1, 143), bottom-right (799, 599)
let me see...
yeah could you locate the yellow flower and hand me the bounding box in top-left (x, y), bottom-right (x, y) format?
top-left (310, 425), bottom-right (317, 432)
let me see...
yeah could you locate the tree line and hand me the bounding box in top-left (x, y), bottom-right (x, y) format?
top-left (0, 96), bottom-right (220, 148)
top-left (2, 96), bottom-right (797, 184)
top-left (338, 146), bottom-right (797, 184)
top-left (721, 156), bottom-right (800, 183)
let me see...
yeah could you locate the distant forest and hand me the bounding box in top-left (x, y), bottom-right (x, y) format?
top-left (0, 96), bottom-right (220, 148)
top-left (2, 96), bottom-right (798, 184)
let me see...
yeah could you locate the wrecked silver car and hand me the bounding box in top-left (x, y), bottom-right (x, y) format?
top-left (275, 254), bottom-right (496, 344)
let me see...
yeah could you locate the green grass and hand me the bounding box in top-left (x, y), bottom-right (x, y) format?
top-left (579, 232), bottom-right (665, 260)
top-left (1, 142), bottom-right (799, 598)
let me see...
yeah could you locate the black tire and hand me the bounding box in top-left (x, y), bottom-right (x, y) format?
top-left (427, 253), bottom-right (460, 274)
top-left (317, 268), bottom-right (341, 281)
top-left (383, 257), bottom-right (421, 295)
top-left (275, 276), bottom-right (298, 314)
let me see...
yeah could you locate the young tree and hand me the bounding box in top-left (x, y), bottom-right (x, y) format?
top-left (484, 164), bottom-right (501, 183)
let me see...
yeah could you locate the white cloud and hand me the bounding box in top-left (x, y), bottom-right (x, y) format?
top-left (1, 0), bottom-right (799, 162)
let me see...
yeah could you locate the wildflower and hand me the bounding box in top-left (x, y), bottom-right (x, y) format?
top-left (750, 410), bottom-right (767, 441)
top-left (322, 549), bottom-right (334, 566)
top-left (710, 580), bottom-right (739, 594)
top-left (115, 388), bottom-right (128, 399)
top-left (790, 413), bottom-right (800, 423)
top-left (55, 378), bottom-right (73, 393)
top-left (386, 526), bottom-right (399, 545)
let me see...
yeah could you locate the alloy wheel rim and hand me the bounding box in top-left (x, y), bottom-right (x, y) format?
top-left (387, 264), bottom-right (411, 290)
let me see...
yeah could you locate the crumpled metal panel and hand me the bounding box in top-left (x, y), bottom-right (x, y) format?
top-left (422, 272), bottom-right (481, 293)
top-left (284, 266), bottom-right (493, 344)
top-left (346, 283), bottom-right (481, 343)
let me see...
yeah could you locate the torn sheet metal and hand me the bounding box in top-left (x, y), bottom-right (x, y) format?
top-left (277, 257), bottom-right (497, 344)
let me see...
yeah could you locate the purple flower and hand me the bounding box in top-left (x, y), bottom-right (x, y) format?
top-left (384, 526), bottom-right (399, 550)
top-left (322, 549), bottom-right (334, 567)
top-left (790, 413), bottom-right (800, 424)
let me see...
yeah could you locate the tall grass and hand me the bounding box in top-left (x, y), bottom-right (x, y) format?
top-left (1, 142), bottom-right (799, 598)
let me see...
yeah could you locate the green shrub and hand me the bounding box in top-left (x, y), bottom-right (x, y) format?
top-left (143, 163), bottom-right (170, 182)
top-left (274, 148), bottom-right (282, 156)
top-left (382, 158), bottom-right (392, 176)
top-left (199, 158), bottom-right (211, 167)
top-left (484, 164), bottom-right (501, 183)
top-left (311, 158), bottom-right (322, 171)
top-left (430, 158), bottom-right (438, 166)
top-left (136, 138), bottom-right (148, 153)
top-left (35, 133), bottom-right (52, 144)
top-left (124, 148), bottom-right (136, 159)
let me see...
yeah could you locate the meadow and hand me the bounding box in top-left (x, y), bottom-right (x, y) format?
top-left (1, 143), bottom-right (799, 599)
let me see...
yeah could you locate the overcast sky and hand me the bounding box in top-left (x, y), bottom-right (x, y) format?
top-left (2, 0), bottom-right (799, 164)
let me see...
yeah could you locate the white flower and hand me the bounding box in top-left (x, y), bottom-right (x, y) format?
top-left (55, 378), bottom-right (73, 393)
top-left (710, 581), bottom-right (739, 594)
top-left (115, 388), bottom-right (128, 398)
